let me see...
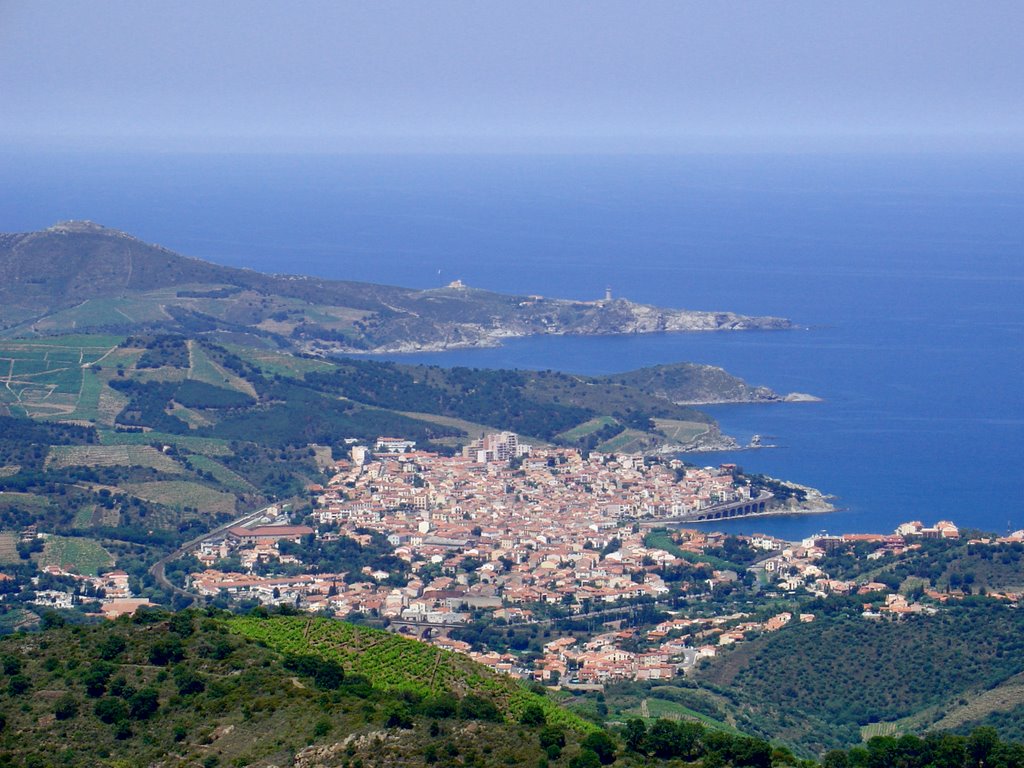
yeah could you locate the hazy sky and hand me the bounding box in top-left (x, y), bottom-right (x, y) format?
top-left (2, 1), bottom-right (1022, 152)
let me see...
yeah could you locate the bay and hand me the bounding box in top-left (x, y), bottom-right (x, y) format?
top-left (1, 151), bottom-right (1021, 537)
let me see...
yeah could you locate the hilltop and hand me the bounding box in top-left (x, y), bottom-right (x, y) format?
top-left (0, 221), bottom-right (794, 353)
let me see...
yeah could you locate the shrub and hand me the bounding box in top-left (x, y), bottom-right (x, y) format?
top-left (149, 637), bottom-right (185, 666)
top-left (54, 693), bottom-right (80, 720)
top-left (581, 731), bottom-right (617, 765)
top-left (97, 635), bottom-right (127, 661)
top-left (421, 693), bottom-right (459, 719)
top-left (458, 694), bottom-right (501, 722)
top-left (173, 665), bottom-right (206, 696)
top-left (520, 702), bottom-right (547, 726)
top-left (82, 662), bottom-right (116, 697)
top-left (8, 675), bottom-right (30, 695)
top-left (94, 697), bottom-right (129, 724)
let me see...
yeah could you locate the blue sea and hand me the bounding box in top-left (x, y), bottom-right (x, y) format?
top-left (2, 151), bottom-right (1022, 538)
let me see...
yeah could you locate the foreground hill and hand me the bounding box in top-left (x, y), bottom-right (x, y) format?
top-left (4, 608), bottom-right (1024, 767)
top-left (0, 609), bottom-right (594, 767)
top-left (0, 221), bottom-right (794, 353)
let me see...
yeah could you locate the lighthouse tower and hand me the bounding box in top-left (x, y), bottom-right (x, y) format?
top-left (604, 286), bottom-right (612, 302)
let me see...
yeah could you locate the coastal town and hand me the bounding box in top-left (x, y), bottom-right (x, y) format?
top-left (143, 433), bottom-right (1023, 688)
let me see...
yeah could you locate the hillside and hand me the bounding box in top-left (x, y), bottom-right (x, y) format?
top-left (695, 601), bottom-right (1024, 754)
top-left (0, 609), bottom-right (599, 767)
top-left (0, 331), bottom-right (807, 631)
top-left (4, 608), bottom-right (1023, 767)
top-left (603, 363), bottom-right (792, 404)
top-left (0, 221), bottom-right (794, 353)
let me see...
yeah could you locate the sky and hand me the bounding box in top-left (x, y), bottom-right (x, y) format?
top-left (1, 1), bottom-right (1022, 153)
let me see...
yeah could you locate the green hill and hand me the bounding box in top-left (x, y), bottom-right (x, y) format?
top-left (227, 614), bottom-right (590, 733)
top-left (696, 602), bottom-right (1024, 754)
top-left (0, 221), bottom-right (793, 353)
top-left (0, 609), bottom-right (599, 767)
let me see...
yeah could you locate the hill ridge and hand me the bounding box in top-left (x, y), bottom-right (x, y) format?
top-left (0, 222), bottom-right (795, 353)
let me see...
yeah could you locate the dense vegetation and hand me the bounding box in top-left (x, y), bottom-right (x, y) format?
top-left (698, 602), bottom-right (1024, 753)
top-left (0, 609), bottom-right (606, 767)
top-left (3, 608), bottom-right (1023, 767)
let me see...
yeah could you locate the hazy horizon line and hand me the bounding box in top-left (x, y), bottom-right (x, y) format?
top-left (5, 132), bottom-right (1024, 156)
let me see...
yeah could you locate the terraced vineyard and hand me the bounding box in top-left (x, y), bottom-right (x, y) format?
top-left (124, 480), bottom-right (238, 516)
top-left (45, 444), bottom-right (185, 473)
top-left (98, 428), bottom-right (233, 456)
top-left (186, 454), bottom-right (255, 492)
top-left (228, 615), bottom-right (592, 732)
top-left (0, 337), bottom-right (121, 419)
top-left (35, 534), bottom-right (114, 576)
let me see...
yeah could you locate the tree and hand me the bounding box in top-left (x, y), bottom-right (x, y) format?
top-left (94, 697), bottom-right (129, 724)
top-left (6, 673), bottom-right (28, 696)
top-left (421, 693), bottom-right (458, 718)
top-left (458, 694), bottom-right (501, 722)
top-left (539, 724), bottom-right (566, 759)
top-left (519, 702), bottom-right (547, 726)
top-left (623, 718), bottom-right (647, 754)
top-left (149, 637), bottom-right (185, 666)
top-left (82, 662), bottom-right (115, 697)
top-left (128, 687), bottom-right (160, 720)
top-left (173, 665), bottom-right (206, 696)
top-left (569, 750), bottom-right (601, 768)
top-left (967, 727), bottom-right (1000, 768)
top-left (97, 635), bottom-right (127, 661)
top-left (581, 731), bottom-right (617, 765)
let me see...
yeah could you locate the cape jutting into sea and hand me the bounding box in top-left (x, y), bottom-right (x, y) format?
top-left (2, 150), bottom-right (1022, 538)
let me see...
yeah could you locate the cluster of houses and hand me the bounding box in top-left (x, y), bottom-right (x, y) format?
top-left (23, 562), bottom-right (153, 619)
top-left (177, 434), bottom-right (1024, 687)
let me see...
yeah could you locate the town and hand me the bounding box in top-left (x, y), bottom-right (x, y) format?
top-left (159, 434), bottom-right (1024, 689)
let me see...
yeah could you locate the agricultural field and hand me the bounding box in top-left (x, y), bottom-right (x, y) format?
top-left (35, 534), bottom-right (114, 576)
top-left (0, 336), bottom-right (121, 419)
top-left (188, 340), bottom-right (256, 397)
top-left (98, 429), bottom-right (233, 456)
top-left (71, 504), bottom-right (96, 530)
top-left (228, 615), bottom-right (592, 732)
top-left (623, 697), bottom-right (740, 734)
top-left (223, 343), bottom-right (335, 379)
top-left (644, 530), bottom-right (745, 571)
top-left (186, 455), bottom-right (255, 493)
top-left (0, 532), bottom-right (20, 564)
top-left (652, 417), bottom-right (710, 445)
top-left (124, 480), bottom-right (238, 516)
top-left (0, 607), bottom-right (38, 633)
top-left (96, 387), bottom-right (129, 425)
top-left (167, 402), bottom-right (215, 429)
top-left (557, 415), bottom-right (618, 441)
top-left (596, 428), bottom-right (654, 454)
top-left (29, 297), bottom-right (170, 332)
top-left (859, 721), bottom-right (901, 740)
top-left (0, 492), bottom-right (52, 513)
top-left (45, 444), bottom-right (186, 474)
top-left (398, 410), bottom-right (549, 449)
top-left (53, 366), bottom-right (104, 423)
